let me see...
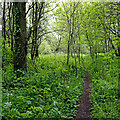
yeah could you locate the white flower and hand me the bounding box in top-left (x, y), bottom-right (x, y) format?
top-left (4, 102), bottom-right (12, 107)
top-left (53, 101), bottom-right (58, 105)
top-left (7, 93), bottom-right (13, 96)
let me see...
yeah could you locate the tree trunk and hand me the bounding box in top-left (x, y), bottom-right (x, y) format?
top-left (11, 3), bottom-right (14, 52)
top-left (67, 34), bottom-right (70, 66)
top-left (2, 2), bottom-right (6, 68)
top-left (117, 2), bottom-right (120, 57)
top-left (2, 2), bottom-right (6, 48)
top-left (35, 2), bottom-right (38, 57)
top-left (31, 2), bottom-right (35, 60)
top-left (35, 45), bottom-right (39, 57)
top-left (14, 2), bottom-right (27, 77)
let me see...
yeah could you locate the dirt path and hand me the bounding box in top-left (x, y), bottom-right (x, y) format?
top-left (74, 61), bottom-right (91, 119)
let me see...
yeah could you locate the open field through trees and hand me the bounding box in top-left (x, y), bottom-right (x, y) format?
top-left (1, 1), bottom-right (120, 119)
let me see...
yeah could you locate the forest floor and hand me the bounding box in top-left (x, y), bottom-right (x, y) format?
top-left (74, 61), bottom-right (91, 119)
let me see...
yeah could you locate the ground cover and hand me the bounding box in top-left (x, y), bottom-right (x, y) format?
top-left (84, 54), bottom-right (119, 119)
top-left (2, 54), bottom-right (85, 119)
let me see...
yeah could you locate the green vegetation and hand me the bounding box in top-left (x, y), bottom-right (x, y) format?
top-left (1, 1), bottom-right (120, 119)
top-left (2, 54), bottom-right (85, 119)
top-left (3, 52), bottom-right (119, 119)
top-left (84, 54), bottom-right (119, 118)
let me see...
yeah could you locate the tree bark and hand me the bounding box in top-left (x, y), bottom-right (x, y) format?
top-left (35, 2), bottom-right (38, 57)
top-left (14, 2), bottom-right (27, 77)
top-left (2, 2), bottom-right (6, 48)
top-left (11, 3), bottom-right (14, 52)
top-left (31, 2), bottom-right (35, 60)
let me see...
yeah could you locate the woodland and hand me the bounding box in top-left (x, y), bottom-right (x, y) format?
top-left (0, 1), bottom-right (120, 119)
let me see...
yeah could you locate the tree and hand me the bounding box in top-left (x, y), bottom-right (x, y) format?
top-left (13, 2), bottom-right (27, 77)
top-left (2, 2), bottom-right (6, 48)
top-left (30, 2), bottom-right (45, 59)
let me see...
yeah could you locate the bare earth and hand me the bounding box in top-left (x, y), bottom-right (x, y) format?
top-left (74, 61), bottom-right (91, 120)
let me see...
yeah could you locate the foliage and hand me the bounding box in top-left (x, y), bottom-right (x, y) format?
top-left (84, 54), bottom-right (119, 119)
top-left (39, 41), bottom-right (52, 54)
top-left (2, 54), bottom-right (85, 119)
top-left (2, 2), bottom-right (120, 119)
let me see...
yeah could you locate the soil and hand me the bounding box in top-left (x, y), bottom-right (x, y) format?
top-left (74, 61), bottom-right (91, 120)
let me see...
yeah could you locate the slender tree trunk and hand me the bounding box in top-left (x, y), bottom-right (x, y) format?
top-left (2, 2), bottom-right (6, 48)
top-left (31, 2), bottom-right (35, 60)
top-left (67, 17), bottom-right (71, 66)
top-left (78, 46), bottom-right (80, 64)
top-left (11, 3), bottom-right (14, 52)
top-left (67, 33), bottom-right (70, 66)
top-left (62, 2), bottom-right (71, 66)
top-left (35, 2), bottom-right (38, 57)
top-left (14, 2), bottom-right (27, 77)
top-left (72, 4), bottom-right (77, 77)
top-left (8, 3), bottom-right (13, 48)
top-left (2, 2), bottom-right (6, 68)
top-left (117, 2), bottom-right (120, 57)
top-left (116, 2), bottom-right (120, 100)
top-left (77, 9), bottom-right (81, 64)
top-left (35, 45), bottom-right (39, 57)
top-left (73, 43), bottom-right (77, 77)
top-left (7, 2), bottom-right (11, 47)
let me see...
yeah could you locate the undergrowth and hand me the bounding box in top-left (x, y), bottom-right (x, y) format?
top-left (84, 53), bottom-right (119, 119)
top-left (2, 54), bottom-right (85, 119)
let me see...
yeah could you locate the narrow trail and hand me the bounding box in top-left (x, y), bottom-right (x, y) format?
top-left (74, 61), bottom-right (91, 119)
